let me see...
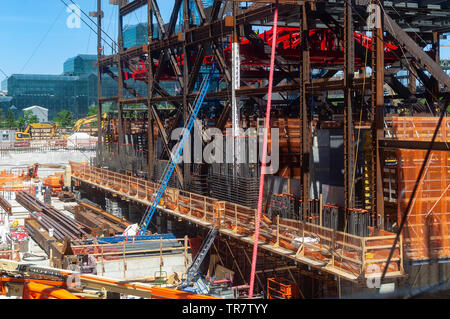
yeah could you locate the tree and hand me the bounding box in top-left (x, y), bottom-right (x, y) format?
top-left (16, 117), bottom-right (26, 128)
top-left (87, 105), bottom-right (98, 116)
top-left (6, 109), bottom-right (16, 128)
top-left (0, 109), bottom-right (5, 128)
top-left (24, 110), bottom-right (40, 125)
top-left (54, 110), bottom-right (74, 127)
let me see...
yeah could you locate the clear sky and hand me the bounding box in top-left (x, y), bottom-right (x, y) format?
top-left (0, 0), bottom-right (449, 81)
top-left (0, 0), bottom-right (175, 79)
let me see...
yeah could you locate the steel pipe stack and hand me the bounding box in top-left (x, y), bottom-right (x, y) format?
top-left (16, 191), bottom-right (88, 240)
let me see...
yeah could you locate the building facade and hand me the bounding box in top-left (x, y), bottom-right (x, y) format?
top-left (2, 55), bottom-right (120, 119)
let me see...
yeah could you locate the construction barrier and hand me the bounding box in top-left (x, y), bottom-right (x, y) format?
top-left (392, 117), bottom-right (450, 261)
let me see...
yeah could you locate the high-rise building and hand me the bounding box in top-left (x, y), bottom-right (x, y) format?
top-left (178, 0), bottom-right (214, 27)
top-left (123, 23), bottom-right (148, 50)
top-left (63, 54), bottom-right (98, 76)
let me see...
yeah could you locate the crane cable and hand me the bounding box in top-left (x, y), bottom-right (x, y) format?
top-left (248, 0), bottom-right (279, 299)
top-left (59, 0), bottom-right (115, 53)
top-left (20, 6), bottom-right (66, 73)
top-left (66, 0), bottom-right (119, 49)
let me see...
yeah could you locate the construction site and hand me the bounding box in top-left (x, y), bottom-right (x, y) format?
top-left (0, 0), bottom-right (450, 300)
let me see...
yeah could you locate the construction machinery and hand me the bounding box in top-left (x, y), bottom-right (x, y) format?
top-left (65, 113), bottom-right (107, 138)
top-left (138, 64), bottom-right (215, 236)
top-left (23, 163), bottom-right (71, 196)
top-left (0, 259), bottom-right (217, 299)
top-left (182, 228), bottom-right (218, 295)
top-left (15, 123), bottom-right (58, 141)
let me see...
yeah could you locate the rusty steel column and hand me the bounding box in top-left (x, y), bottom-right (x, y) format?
top-left (96, 0), bottom-right (103, 167)
top-left (344, 0), bottom-right (355, 211)
top-left (300, 1), bottom-right (311, 219)
top-left (147, 1), bottom-right (155, 180)
top-left (370, 0), bottom-right (385, 228)
top-left (409, 69), bottom-right (417, 94)
top-left (182, 0), bottom-right (191, 189)
top-left (432, 32), bottom-right (441, 106)
top-left (117, 9), bottom-right (124, 159)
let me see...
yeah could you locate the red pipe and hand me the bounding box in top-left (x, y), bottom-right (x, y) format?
top-left (248, 0), bottom-right (279, 299)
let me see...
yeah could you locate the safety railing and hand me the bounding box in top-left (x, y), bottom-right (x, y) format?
top-left (385, 116), bottom-right (450, 142)
top-left (71, 237), bottom-right (191, 277)
top-left (70, 162), bottom-right (404, 280)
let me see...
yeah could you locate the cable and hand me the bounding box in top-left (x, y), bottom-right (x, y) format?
top-left (59, 0), bottom-right (115, 53)
top-left (20, 7), bottom-right (66, 73)
top-left (67, 0), bottom-right (118, 49)
top-left (248, 0), bottom-right (278, 299)
top-left (0, 67), bottom-right (8, 79)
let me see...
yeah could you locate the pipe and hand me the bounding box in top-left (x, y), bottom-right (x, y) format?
top-left (23, 281), bottom-right (80, 299)
top-left (248, 0), bottom-right (279, 299)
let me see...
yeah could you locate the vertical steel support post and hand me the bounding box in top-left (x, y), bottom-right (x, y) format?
top-left (344, 0), bottom-right (355, 211)
top-left (96, 0), bottom-right (103, 168)
top-left (183, 0), bottom-right (191, 189)
top-left (117, 9), bottom-right (124, 159)
top-left (432, 32), bottom-right (441, 106)
top-left (300, 2), bottom-right (311, 219)
top-left (371, 0), bottom-right (385, 228)
top-left (232, 1), bottom-right (241, 176)
top-left (147, 1), bottom-right (155, 180)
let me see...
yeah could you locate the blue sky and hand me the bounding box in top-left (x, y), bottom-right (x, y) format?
top-left (0, 0), bottom-right (449, 81)
top-left (0, 0), bottom-right (175, 78)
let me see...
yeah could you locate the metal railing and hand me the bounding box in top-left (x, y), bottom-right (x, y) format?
top-left (70, 162), bottom-right (404, 280)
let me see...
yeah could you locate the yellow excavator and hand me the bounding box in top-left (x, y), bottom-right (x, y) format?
top-left (73, 115), bottom-right (98, 132)
top-left (61, 114), bottom-right (107, 139)
top-left (15, 123), bottom-right (58, 141)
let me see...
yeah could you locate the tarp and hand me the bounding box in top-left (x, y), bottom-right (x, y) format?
top-left (66, 132), bottom-right (98, 147)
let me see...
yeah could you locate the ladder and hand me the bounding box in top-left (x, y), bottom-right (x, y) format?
top-left (138, 65), bottom-right (215, 235)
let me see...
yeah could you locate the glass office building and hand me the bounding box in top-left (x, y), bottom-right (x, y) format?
top-left (63, 55), bottom-right (98, 76)
top-left (2, 55), bottom-right (119, 119)
top-left (178, 0), bottom-right (214, 27)
top-left (6, 74), bottom-right (92, 119)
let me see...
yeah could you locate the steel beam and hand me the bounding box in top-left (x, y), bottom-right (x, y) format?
top-left (96, 0), bottom-right (103, 166)
top-left (383, 11), bottom-right (450, 90)
top-left (379, 139), bottom-right (450, 151)
top-left (300, 1), bottom-right (311, 219)
top-left (344, 0), bottom-right (355, 211)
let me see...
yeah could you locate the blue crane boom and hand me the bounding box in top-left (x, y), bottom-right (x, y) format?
top-left (138, 65), bottom-right (215, 235)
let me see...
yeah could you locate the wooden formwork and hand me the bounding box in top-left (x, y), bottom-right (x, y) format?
top-left (392, 117), bottom-right (450, 260)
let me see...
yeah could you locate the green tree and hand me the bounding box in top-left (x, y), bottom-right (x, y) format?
top-left (24, 110), bottom-right (40, 125)
top-left (87, 105), bottom-right (98, 116)
top-left (0, 109), bottom-right (5, 129)
top-left (54, 110), bottom-right (74, 127)
top-left (6, 109), bottom-right (16, 128)
top-left (16, 117), bottom-right (26, 128)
